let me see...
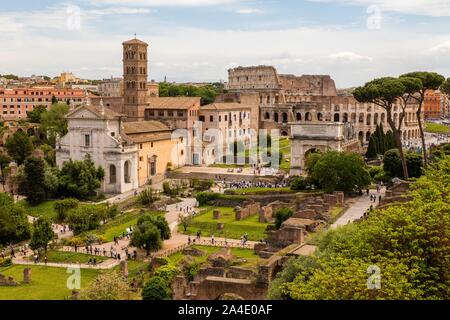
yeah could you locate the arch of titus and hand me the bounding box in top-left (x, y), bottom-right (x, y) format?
top-left (289, 120), bottom-right (361, 175)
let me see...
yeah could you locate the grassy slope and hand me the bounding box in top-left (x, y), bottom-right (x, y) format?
top-left (27, 250), bottom-right (109, 264)
top-left (166, 245), bottom-right (260, 269)
top-left (425, 122), bottom-right (450, 134)
top-left (0, 265), bottom-right (101, 300)
top-left (180, 207), bottom-right (269, 241)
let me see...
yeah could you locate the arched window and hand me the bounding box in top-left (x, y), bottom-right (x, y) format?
top-left (274, 113), bottom-right (279, 123)
top-left (282, 112), bottom-right (288, 123)
top-left (351, 113), bottom-right (356, 123)
top-left (374, 113), bottom-right (379, 125)
top-left (109, 165), bottom-right (116, 184)
top-left (264, 112), bottom-right (270, 120)
top-left (124, 161), bottom-right (131, 184)
top-left (334, 113), bottom-right (340, 122)
top-left (296, 113), bottom-right (302, 121)
top-left (305, 112), bottom-right (312, 121)
top-left (366, 131), bottom-right (371, 142)
top-left (317, 113), bottom-right (323, 121)
top-left (366, 114), bottom-right (372, 126)
top-left (359, 113), bottom-right (364, 123)
top-left (343, 113), bottom-right (348, 123)
top-left (358, 131), bottom-right (364, 141)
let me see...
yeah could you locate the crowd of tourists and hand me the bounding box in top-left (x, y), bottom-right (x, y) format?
top-left (225, 180), bottom-right (289, 190)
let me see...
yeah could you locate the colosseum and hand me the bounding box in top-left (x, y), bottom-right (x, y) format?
top-left (224, 65), bottom-right (421, 144)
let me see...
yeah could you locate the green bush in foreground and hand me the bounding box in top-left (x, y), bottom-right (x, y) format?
top-left (142, 276), bottom-right (172, 300)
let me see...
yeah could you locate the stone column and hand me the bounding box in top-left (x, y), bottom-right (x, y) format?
top-left (23, 268), bottom-right (31, 284)
top-left (120, 260), bottom-right (129, 278)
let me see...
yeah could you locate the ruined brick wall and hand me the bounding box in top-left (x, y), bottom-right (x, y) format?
top-left (194, 277), bottom-right (267, 300)
top-left (278, 74), bottom-right (337, 97)
top-left (235, 203), bottom-right (261, 221)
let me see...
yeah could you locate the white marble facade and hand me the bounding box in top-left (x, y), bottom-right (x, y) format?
top-left (56, 103), bottom-right (139, 194)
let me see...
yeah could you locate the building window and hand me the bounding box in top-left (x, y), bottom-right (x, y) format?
top-left (150, 159), bottom-right (156, 176)
top-left (139, 157), bottom-right (143, 162)
top-left (109, 165), bottom-right (116, 184)
top-left (210, 115), bottom-right (214, 122)
top-left (84, 134), bottom-right (90, 147)
top-left (151, 142), bottom-right (154, 148)
top-left (111, 132), bottom-right (115, 137)
top-left (124, 161), bottom-right (131, 184)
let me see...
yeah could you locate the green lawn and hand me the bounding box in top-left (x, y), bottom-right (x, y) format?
top-left (425, 122), bottom-right (450, 134)
top-left (92, 211), bottom-right (141, 242)
top-left (0, 265), bottom-right (101, 300)
top-left (166, 245), bottom-right (260, 269)
top-left (19, 200), bottom-right (58, 220)
top-left (179, 207), bottom-right (269, 241)
top-left (91, 210), bottom-right (164, 242)
top-left (27, 250), bottom-right (109, 264)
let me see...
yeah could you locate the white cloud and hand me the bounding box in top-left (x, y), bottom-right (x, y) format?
top-left (90, 0), bottom-right (241, 6)
top-left (88, 7), bottom-right (152, 15)
top-left (236, 8), bottom-right (262, 14)
top-left (1, 4), bottom-right (450, 87)
top-left (428, 40), bottom-right (450, 54)
top-left (329, 51), bottom-right (373, 62)
top-left (308, 0), bottom-right (450, 17)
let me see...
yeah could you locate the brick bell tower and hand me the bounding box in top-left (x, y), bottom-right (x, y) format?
top-left (122, 37), bottom-right (149, 121)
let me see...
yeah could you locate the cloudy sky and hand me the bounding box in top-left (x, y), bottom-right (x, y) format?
top-left (1, 0), bottom-right (450, 87)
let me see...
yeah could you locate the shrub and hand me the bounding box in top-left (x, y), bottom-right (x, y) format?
top-left (153, 264), bottom-right (180, 282)
top-left (368, 166), bottom-right (383, 179)
top-left (0, 257), bottom-right (12, 267)
top-left (106, 204), bottom-right (120, 220)
top-left (290, 176), bottom-right (308, 191)
top-left (196, 192), bottom-right (220, 206)
top-left (275, 208), bottom-right (294, 230)
top-left (191, 179), bottom-right (214, 192)
top-left (67, 205), bottom-right (103, 235)
top-left (54, 198), bottom-right (79, 222)
top-left (186, 262), bottom-right (200, 282)
top-left (142, 276), bottom-right (172, 300)
top-left (139, 187), bottom-right (160, 206)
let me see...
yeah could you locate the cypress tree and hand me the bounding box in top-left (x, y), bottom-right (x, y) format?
top-left (366, 135), bottom-right (378, 159)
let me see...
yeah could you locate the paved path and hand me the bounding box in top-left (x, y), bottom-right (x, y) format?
top-left (13, 197), bottom-right (258, 269)
top-left (331, 187), bottom-right (386, 229)
top-left (11, 256), bottom-right (119, 270)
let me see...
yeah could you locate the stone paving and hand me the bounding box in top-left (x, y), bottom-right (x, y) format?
top-left (331, 187), bottom-right (386, 229)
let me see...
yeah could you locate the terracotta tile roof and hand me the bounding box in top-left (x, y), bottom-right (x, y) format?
top-left (148, 97), bottom-right (200, 110)
top-left (123, 120), bottom-right (171, 135)
top-left (123, 120), bottom-right (173, 143)
top-left (125, 132), bottom-right (173, 144)
top-left (200, 102), bottom-right (251, 111)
